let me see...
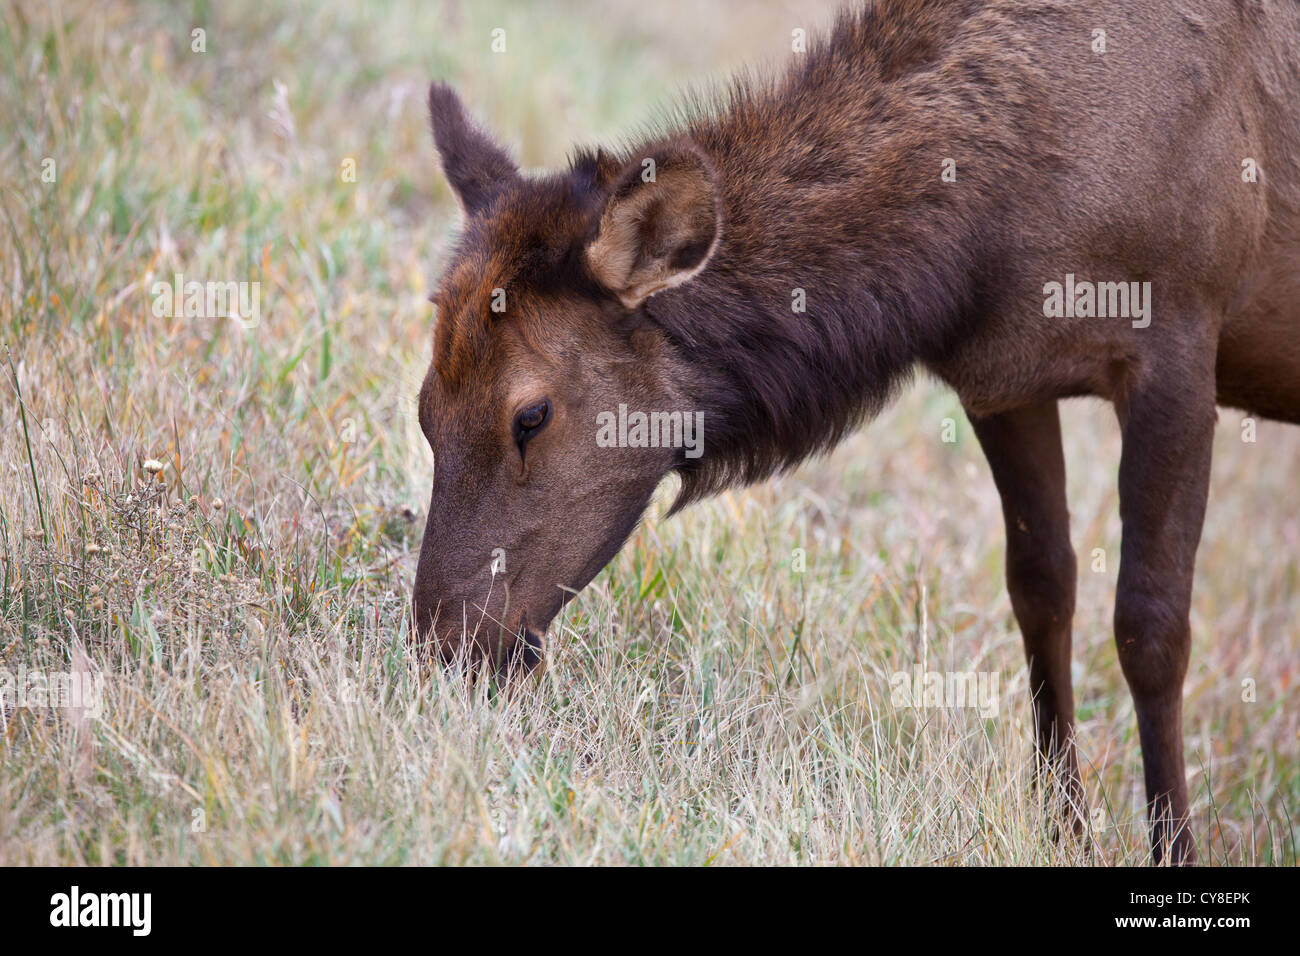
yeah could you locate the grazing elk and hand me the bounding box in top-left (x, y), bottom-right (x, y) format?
top-left (413, 0), bottom-right (1300, 863)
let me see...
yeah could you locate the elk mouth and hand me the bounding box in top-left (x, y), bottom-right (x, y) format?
top-left (412, 597), bottom-right (544, 677)
top-left (494, 625), bottom-right (545, 678)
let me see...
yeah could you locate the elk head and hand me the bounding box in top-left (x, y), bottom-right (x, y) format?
top-left (412, 84), bottom-right (721, 675)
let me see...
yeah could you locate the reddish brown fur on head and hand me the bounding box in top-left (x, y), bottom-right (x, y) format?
top-left (413, 84), bottom-right (721, 674)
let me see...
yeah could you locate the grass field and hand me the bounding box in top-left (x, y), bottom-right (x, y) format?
top-left (0, 0), bottom-right (1295, 865)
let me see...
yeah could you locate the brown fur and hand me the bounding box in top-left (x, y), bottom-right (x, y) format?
top-left (414, 0), bottom-right (1300, 864)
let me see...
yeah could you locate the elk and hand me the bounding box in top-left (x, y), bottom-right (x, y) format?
top-left (413, 0), bottom-right (1300, 864)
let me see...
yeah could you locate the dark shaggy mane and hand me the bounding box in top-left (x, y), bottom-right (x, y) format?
top-left (566, 0), bottom-right (1063, 510)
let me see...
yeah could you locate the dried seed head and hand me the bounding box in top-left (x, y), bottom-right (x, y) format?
top-left (212, 498), bottom-right (225, 510)
top-left (143, 458), bottom-right (164, 474)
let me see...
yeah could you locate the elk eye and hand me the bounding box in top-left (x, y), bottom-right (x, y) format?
top-left (512, 400), bottom-right (551, 448)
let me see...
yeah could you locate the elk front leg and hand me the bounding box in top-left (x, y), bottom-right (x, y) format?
top-left (969, 401), bottom-right (1086, 835)
top-left (1113, 353), bottom-right (1215, 865)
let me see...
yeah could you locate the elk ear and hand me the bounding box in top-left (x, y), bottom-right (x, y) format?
top-left (428, 82), bottom-right (519, 215)
top-left (586, 143), bottom-right (721, 309)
